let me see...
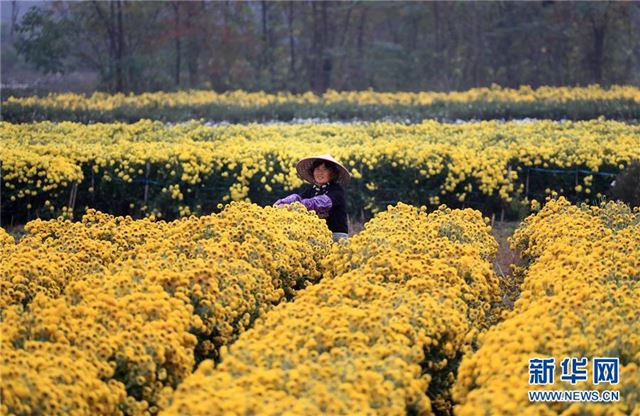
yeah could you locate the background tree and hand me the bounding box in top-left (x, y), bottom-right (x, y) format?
top-left (4, 0), bottom-right (639, 94)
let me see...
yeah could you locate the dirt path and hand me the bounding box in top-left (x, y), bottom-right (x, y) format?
top-left (490, 221), bottom-right (524, 311)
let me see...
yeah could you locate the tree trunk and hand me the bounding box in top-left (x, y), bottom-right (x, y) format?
top-left (355, 7), bottom-right (367, 89)
top-left (173, 2), bottom-right (181, 86)
top-left (334, 4), bottom-right (352, 89)
top-left (261, 0), bottom-right (269, 74)
top-left (310, 1), bottom-right (321, 92)
top-left (186, 1), bottom-right (205, 88)
top-left (590, 6), bottom-right (608, 84)
top-left (10, 1), bottom-right (18, 42)
top-left (115, 0), bottom-right (125, 92)
top-left (106, 1), bottom-right (117, 91)
top-left (592, 24), bottom-right (605, 83)
top-left (320, 1), bottom-right (332, 92)
top-left (287, 2), bottom-right (297, 88)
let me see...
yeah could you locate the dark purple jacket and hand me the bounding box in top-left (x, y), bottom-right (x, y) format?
top-left (274, 182), bottom-right (348, 233)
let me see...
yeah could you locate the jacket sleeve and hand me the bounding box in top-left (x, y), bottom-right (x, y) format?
top-left (300, 195), bottom-right (333, 215)
top-left (274, 193), bottom-right (302, 206)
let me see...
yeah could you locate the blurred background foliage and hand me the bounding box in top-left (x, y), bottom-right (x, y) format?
top-left (2, 1), bottom-right (639, 97)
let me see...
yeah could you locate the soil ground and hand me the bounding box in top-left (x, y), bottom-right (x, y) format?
top-left (490, 221), bottom-right (521, 279)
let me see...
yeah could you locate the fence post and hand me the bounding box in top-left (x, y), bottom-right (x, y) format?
top-left (0, 160), bottom-right (2, 228)
top-left (144, 160), bottom-right (151, 205)
top-left (502, 163), bottom-right (511, 222)
top-left (68, 182), bottom-right (78, 215)
top-left (91, 169), bottom-right (95, 205)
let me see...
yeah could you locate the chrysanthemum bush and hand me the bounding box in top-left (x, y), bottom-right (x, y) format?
top-left (0, 202), bottom-right (332, 415)
top-left (1, 275), bottom-right (197, 415)
top-left (324, 203), bottom-right (502, 329)
top-left (452, 197), bottom-right (640, 415)
top-left (2, 119), bottom-right (638, 224)
top-left (162, 203), bottom-right (503, 415)
top-left (4, 198), bottom-right (637, 415)
top-left (0, 227), bottom-right (14, 248)
top-left (2, 85), bottom-right (639, 122)
top-left (0, 211), bottom-right (138, 308)
top-left (0, 333), bottom-right (128, 415)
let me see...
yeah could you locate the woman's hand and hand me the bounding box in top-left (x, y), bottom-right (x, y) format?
top-left (274, 194), bottom-right (302, 207)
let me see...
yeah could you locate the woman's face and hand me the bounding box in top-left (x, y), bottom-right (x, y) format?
top-left (313, 164), bottom-right (333, 185)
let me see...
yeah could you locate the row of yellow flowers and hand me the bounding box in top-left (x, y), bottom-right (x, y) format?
top-left (2, 119), bottom-right (638, 222)
top-left (2, 85), bottom-right (639, 123)
top-left (452, 197), bottom-right (640, 415)
top-left (0, 203), bottom-right (332, 415)
top-left (163, 203), bottom-right (503, 415)
top-left (5, 196), bottom-right (636, 414)
top-left (5, 85), bottom-right (639, 110)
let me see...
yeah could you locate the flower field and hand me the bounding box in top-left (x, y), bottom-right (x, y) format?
top-left (1, 202), bottom-right (333, 414)
top-left (2, 201), bottom-right (504, 415)
top-left (163, 203), bottom-right (502, 415)
top-left (2, 85), bottom-right (639, 122)
top-left (453, 198), bottom-right (640, 415)
top-left (2, 119), bottom-right (638, 224)
top-left (1, 85), bottom-right (639, 415)
top-left (2, 197), bottom-right (638, 415)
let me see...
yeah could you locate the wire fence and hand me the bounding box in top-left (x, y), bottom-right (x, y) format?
top-left (1, 164), bottom-right (622, 228)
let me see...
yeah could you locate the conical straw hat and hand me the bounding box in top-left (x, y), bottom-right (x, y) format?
top-left (295, 154), bottom-right (351, 185)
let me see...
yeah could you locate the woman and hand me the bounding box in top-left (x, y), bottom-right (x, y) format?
top-left (274, 154), bottom-right (350, 242)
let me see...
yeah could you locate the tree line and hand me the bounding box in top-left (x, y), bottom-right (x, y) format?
top-left (9, 1), bottom-right (640, 94)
